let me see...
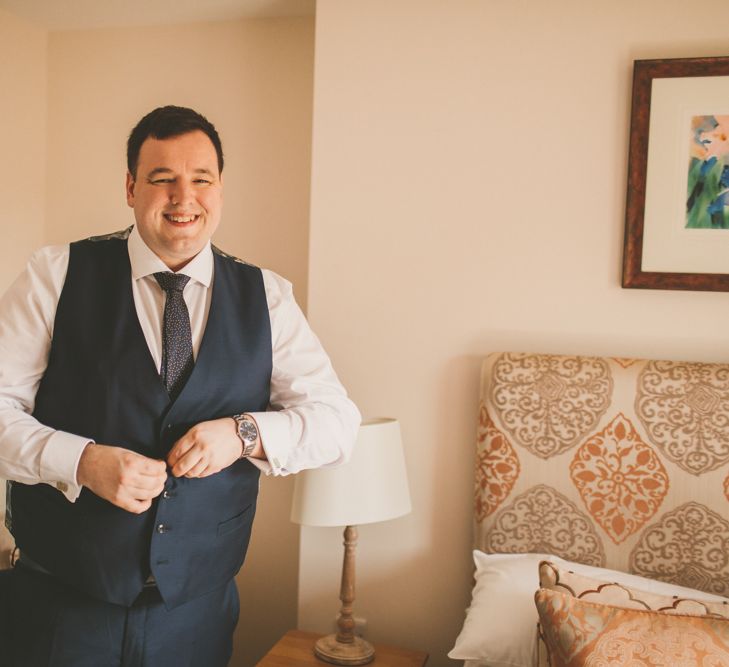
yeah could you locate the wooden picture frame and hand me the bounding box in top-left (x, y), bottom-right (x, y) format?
top-left (623, 56), bottom-right (729, 291)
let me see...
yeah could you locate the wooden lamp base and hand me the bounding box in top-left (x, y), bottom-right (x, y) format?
top-left (314, 633), bottom-right (375, 665)
top-left (314, 525), bottom-right (376, 666)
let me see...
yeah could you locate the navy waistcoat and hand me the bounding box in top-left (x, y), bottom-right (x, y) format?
top-left (8, 230), bottom-right (272, 609)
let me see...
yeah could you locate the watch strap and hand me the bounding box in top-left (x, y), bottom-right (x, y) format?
top-left (233, 413), bottom-right (258, 458)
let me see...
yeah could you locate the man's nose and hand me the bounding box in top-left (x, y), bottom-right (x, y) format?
top-left (169, 181), bottom-right (194, 206)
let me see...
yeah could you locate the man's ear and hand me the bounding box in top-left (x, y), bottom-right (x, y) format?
top-left (125, 172), bottom-right (136, 207)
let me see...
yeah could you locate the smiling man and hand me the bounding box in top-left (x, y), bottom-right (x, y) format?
top-left (0, 106), bottom-right (360, 667)
top-left (127, 128), bottom-right (224, 271)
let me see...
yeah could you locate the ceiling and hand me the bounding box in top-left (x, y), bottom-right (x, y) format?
top-left (0, 0), bottom-right (315, 30)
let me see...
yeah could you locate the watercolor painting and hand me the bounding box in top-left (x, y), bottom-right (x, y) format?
top-left (624, 57), bottom-right (729, 291)
top-left (686, 114), bottom-right (729, 229)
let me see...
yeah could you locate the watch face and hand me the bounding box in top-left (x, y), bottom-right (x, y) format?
top-left (239, 420), bottom-right (258, 442)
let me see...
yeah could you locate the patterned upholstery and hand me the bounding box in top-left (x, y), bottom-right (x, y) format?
top-left (538, 561), bottom-right (729, 617)
top-left (535, 588), bottom-right (729, 665)
top-left (474, 352), bottom-right (729, 596)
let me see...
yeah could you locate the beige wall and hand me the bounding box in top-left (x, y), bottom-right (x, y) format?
top-left (0, 7), bottom-right (48, 559)
top-left (302, 1), bottom-right (729, 664)
top-left (46, 16), bottom-right (313, 311)
top-left (2, 13), bottom-right (314, 666)
top-left (0, 9), bottom-right (47, 285)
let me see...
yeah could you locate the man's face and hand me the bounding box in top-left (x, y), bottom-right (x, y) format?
top-left (126, 130), bottom-right (223, 270)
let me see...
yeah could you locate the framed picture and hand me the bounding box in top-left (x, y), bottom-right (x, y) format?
top-left (623, 56), bottom-right (729, 291)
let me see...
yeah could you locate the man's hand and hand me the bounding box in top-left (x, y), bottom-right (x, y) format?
top-left (167, 418), bottom-right (248, 478)
top-left (77, 443), bottom-right (167, 514)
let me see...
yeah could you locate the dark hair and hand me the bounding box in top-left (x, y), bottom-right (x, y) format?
top-left (126, 105), bottom-right (224, 178)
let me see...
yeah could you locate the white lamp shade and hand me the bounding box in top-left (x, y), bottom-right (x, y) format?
top-left (290, 417), bottom-right (411, 527)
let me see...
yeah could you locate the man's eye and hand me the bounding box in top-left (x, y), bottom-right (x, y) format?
top-left (150, 178), bottom-right (174, 184)
top-left (194, 179), bottom-right (212, 185)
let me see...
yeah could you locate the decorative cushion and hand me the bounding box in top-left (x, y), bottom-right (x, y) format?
top-left (535, 587), bottom-right (729, 666)
top-left (449, 551), bottom-right (729, 667)
top-left (475, 352), bottom-right (729, 597)
top-left (539, 560), bottom-right (729, 618)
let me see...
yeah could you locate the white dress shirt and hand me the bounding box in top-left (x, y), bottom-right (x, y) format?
top-left (0, 226), bottom-right (360, 502)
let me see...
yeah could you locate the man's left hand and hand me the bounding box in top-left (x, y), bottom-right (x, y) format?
top-left (167, 418), bottom-right (243, 478)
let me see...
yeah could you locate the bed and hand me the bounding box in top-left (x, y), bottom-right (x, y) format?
top-left (450, 352), bottom-right (729, 666)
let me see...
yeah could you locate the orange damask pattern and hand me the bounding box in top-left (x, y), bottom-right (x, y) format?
top-left (635, 360), bottom-right (729, 475)
top-left (474, 405), bottom-right (520, 521)
top-left (570, 413), bottom-right (669, 545)
top-left (476, 353), bottom-right (729, 598)
top-left (535, 588), bottom-right (729, 667)
top-left (630, 502), bottom-right (729, 597)
top-left (490, 353), bottom-right (613, 459)
top-left (487, 485), bottom-right (605, 566)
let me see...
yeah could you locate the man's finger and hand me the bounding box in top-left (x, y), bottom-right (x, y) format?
top-left (127, 470), bottom-right (167, 489)
top-left (125, 497), bottom-right (153, 514)
top-left (108, 488), bottom-right (153, 514)
top-left (167, 437), bottom-right (195, 468)
top-left (135, 457), bottom-right (167, 475)
top-left (172, 449), bottom-right (203, 477)
top-left (184, 459), bottom-right (208, 478)
top-left (123, 476), bottom-right (165, 504)
top-left (124, 476), bottom-right (166, 494)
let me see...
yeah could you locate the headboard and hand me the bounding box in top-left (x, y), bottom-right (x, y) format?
top-left (474, 351), bottom-right (729, 596)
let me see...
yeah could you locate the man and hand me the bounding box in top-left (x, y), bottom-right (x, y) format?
top-left (0, 106), bottom-right (360, 666)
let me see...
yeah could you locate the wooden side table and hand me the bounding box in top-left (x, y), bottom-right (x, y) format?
top-left (257, 630), bottom-right (428, 667)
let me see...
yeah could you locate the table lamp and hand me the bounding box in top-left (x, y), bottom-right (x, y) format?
top-left (290, 417), bottom-right (411, 665)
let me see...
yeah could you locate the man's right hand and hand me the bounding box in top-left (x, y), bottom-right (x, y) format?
top-left (76, 443), bottom-right (167, 514)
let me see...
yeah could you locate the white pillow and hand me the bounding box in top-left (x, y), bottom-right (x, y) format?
top-left (448, 550), bottom-right (729, 667)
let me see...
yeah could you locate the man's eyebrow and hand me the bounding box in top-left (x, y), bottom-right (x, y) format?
top-left (145, 167), bottom-right (216, 178)
top-left (146, 167), bottom-right (174, 178)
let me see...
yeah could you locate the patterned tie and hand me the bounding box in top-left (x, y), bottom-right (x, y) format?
top-left (154, 272), bottom-right (194, 399)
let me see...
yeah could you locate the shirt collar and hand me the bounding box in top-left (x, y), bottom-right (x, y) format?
top-left (128, 225), bottom-right (213, 288)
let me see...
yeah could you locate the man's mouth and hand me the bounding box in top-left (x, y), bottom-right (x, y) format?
top-left (164, 214), bottom-right (200, 224)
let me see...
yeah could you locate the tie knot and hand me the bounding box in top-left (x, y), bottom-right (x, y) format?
top-left (154, 272), bottom-right (190, 293)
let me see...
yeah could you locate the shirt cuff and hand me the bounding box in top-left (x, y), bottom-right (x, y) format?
top-left (39, 430), bottom-right (93, 502)
top-left (245, 411), bottom-right (293, 476)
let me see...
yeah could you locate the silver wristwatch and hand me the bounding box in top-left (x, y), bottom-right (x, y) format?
top-left (232, 414), bottom-right (258, 458)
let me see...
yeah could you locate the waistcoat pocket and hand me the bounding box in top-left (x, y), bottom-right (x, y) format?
top-left (217, 503), bottom-right (253, 536)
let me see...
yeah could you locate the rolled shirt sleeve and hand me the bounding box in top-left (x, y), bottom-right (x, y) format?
top-left (247, 270), bottom-right (361, 476)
